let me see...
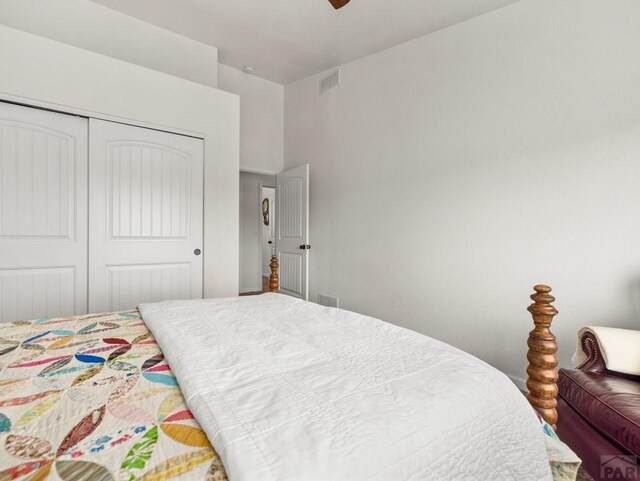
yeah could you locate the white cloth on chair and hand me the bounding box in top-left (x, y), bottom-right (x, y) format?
top-left (573, 326), bottom-right (640, 375)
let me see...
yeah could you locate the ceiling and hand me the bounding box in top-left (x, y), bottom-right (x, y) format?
top-left (90, 0), bottom-right (521, 84)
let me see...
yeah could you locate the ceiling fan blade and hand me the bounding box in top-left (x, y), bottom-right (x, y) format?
top-left (328, 0), bottom-right (351, 9)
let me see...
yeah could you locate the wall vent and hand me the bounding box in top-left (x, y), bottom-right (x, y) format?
top-left (318, 293), bottom-right (339, 308)
top-left (320, 70), bottom-right (340, 95)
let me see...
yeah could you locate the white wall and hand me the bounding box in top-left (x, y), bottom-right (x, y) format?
top-left (284, 0), bottom-right (640, 383)
top-left (0, 0), bottom-right (218, 87)
top-left (219, 64), bottom-right (284, 174)
top-left (240, 172), bottom-right (275, 293)
top-left (0, 25), bottom-right (239, 297)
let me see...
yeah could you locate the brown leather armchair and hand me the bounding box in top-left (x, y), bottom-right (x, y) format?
top-left (558, 330), bottom-right (640, 480)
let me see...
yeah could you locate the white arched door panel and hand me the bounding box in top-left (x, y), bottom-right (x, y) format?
top-left (276, 164), bottom-right (309, 300)
top-left (0, 102), bottom-right (88, 322)
top-left (88, 119), bottom-right (203, 312)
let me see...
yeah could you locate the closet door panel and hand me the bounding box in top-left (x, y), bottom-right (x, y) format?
top-left (0, 102), bottom-right (88, 322)
top-left (89, 119), bottom-right (203, 313)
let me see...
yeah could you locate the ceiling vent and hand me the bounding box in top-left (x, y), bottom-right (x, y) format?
top-left (320, 70), bottom-right (340, 95)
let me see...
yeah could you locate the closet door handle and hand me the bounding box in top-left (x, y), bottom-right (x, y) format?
top-left (194, 249), bottom-right (201, 256)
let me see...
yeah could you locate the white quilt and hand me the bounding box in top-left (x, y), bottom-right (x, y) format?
top-left (140, 294), bottom-right (551, 481)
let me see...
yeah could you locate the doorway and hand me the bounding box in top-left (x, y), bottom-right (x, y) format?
top-left (239, 166), bottom-right (310, 299)
top-left (239, 171), bottom-right (275, 295)
top-left (260, 186), bottom-right (276, 292)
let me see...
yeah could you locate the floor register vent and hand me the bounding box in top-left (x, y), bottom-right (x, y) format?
top-left (318, 293), bottom-right (339, 308)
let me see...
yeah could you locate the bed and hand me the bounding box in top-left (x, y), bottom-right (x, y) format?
top-left (0, 272), bottom-right (577, 481)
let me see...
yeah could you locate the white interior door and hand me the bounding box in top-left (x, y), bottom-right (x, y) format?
top-left (0, 102), bottom-right (88, 321)
top-left (276, 164), bottom-right (309, 300)
top-left (88, 119), bottom-right (204, 312)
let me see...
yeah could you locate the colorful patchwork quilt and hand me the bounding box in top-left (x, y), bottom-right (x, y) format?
top-left (0, 311), bottom-right (228, 481)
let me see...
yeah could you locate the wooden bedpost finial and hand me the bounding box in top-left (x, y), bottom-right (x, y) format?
top-left (269, 255), bottom-right (279, 292)
top-left (526, 284), bottom-right (559, 430)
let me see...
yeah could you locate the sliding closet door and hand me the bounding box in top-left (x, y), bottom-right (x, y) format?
top-left (88, 119), bottom-right (204, 312)
top-left (0, 102), bottom-right (88, 322)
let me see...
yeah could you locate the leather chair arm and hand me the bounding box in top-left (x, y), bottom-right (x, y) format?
top-left (575, 332), bottom-right (607, 372)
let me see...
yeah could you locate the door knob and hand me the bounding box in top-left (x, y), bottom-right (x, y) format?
top-left (299, 245), bottom-right (311, 250)
top-left (194, 249), bottom-right (201, 256)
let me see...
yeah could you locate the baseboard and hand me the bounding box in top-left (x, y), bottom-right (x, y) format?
top-left (239, 287), bottom-right (261, 294)
top-left (508, 374), bottom-right (528, 392)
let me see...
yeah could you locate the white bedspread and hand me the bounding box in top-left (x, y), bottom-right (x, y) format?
top-left (140, 294), bottom-right (551, 481)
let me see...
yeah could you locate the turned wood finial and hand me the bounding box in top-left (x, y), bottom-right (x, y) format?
top-left (526, 284), bottom-right (559, 429)
top-left (269, 255), bottom-right (279, 292)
